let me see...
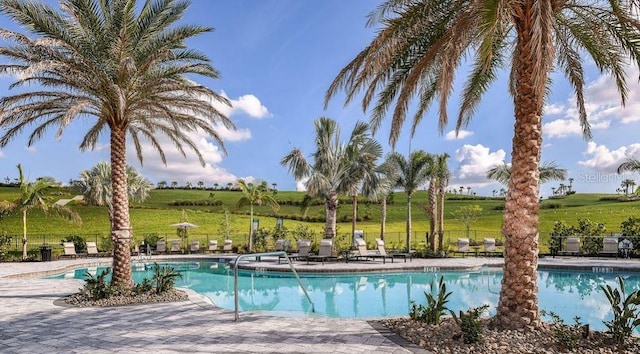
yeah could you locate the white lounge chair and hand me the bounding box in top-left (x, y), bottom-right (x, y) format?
top-left (222, 239), bottom-right (233, 253)
top-left (190, 240), bottom-right (200, 254)
top-left (208, 240), bottom-right (218, 253)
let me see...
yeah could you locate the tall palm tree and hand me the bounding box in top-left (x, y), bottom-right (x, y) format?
top-left (325, 0), bottom-right (640, 330)
top-left (78, 161), bottom-right (153, 230)
top-left (14, 164), bottom-right (80, 259)
top-left (0, 0), bottom-right (233, 287)
top-left (235, 179), bottom-right (279, 252)
top-left (281, 117), bottom-right (382, 240)
top-left (375, 158), bottom-right (399, 241)
top-left (620, 179), bottom-right (636, 196)
top-left (487, 161), bottom-right (567, 185)
top-left (385, 150), bottom-right (432, 252)
top-left (434, 153), bottom-right (450, 251)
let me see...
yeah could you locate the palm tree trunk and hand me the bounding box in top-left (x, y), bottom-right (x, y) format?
top-left (248, 204), bottom-right (254, 252)
top-left (406, 193), bottom-right (412, 253)
top-left (324, 193), bottom-right (338, 239)
top-left (437, 183), bottom-right (445, 251)
top-left (428, 179), bottom-right (437, 252)
top-left (380, 197), bottom-right (387, 241)
top-left (110, 128), bottom-right (133, 288)
top-left (22, 209), bottom-right (27, 260)
top-left (351, 192), bottom-right (358, 242)
top-left (496, 10), bottom-right (549, 329)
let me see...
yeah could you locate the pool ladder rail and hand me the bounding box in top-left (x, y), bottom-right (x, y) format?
top-left (233, 251), bottom-right (315, 321)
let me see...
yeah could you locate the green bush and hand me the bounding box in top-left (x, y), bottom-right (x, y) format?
top-left (541, 310), bottom-right (585, 348)
top-left (600, 276), bottom-right (640, 345)
top-left (451, 304), bottom-right (490, 344)
top-left (152, 263), bottom-right (182, 294)
top-left (143, 233), bottom-right (161, 249)
top-left (409, 276), bottom-right (451, 325)
top-left (82, 268), bottom-right (114, 300)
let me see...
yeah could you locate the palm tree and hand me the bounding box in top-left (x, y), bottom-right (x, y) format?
top-left (14, 164), bottom-right (80, 259)
top-left (376, 159), bottom-right (399, 241)
top-left (385, 150), bottom-right (432, 252)
top-left (235, 179), bottom-right (279, 252)
top-left (434, 154), bottom-right (450, 251)
top-left (621, 179), bottom-right (636, 197)
top-left (617, 158), bottom-right (640, 176)
top-left (487, 161), bottom-right (567, 186)
top-left (78, 161), bottom-right (153, 230)
top-left (157, 181), bottom-right (167, 189)
top-left (325, 0), bottom-right (640, 330)
top-left (0, 0), bottom-right (234, 287)
top-left (567, 178), bottom-right (574, 193)
top-left (213, 183), bottom-right (219, 190)
top-left (281, 117), bottom-right (382, 241)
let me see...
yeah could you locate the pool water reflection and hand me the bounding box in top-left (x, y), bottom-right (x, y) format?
top-left (53, 262), bottom-right (640, 333)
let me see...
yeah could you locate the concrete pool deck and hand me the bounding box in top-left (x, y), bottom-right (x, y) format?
top-left (1, 255), bottom-right (639, 353)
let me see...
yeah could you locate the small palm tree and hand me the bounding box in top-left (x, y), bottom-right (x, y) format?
top-left (487, 161), bottom-right (567, 186)
top-left (15, 164), bottom-right (81, 259)
top-left (386, 150), bottom-right (432, 252)
top-left (78, 161), bottom-right (153, 230)
top-left (235, 179), bottom-right (279, 252)
top-left (281, 117), bottom-right (382, 241)
top-left (0, 0), bottom-right (233, 287)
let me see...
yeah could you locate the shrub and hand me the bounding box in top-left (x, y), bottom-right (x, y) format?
top-left (600, 276), bottom-right (640, 345)
top-left (451, 304), bottom-right (490, 344)
top-left (541, 310), bottom-right (585, 348)
top-left (143, 233), bottom-right (161, 249)
top-left (152, 263), bottom-right (183, 294)
top-left (82, 268), bottom-right (114, 300)
top-left (409, 276), bottom-right (451, 325)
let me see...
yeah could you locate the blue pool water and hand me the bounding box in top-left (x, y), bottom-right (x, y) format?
top-left (51, 262), bottom-right (640, 332)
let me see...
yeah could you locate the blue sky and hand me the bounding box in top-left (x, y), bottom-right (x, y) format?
top-left (1, 0), bottom-right (640, 197)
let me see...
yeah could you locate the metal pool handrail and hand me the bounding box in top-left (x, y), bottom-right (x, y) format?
top-left (233, 251), bottom-right (315, 321)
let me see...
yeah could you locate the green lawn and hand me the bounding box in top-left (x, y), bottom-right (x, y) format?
top-left (1, 186), bottom-right (639, 255)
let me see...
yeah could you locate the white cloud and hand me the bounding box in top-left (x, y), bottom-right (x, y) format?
top-left (213, 123), bottom-right (252, 142)
top-left (445, 130), bottom-right (473, 140)
top-left (220, 92), bottom-right (271, 119)
top-left (544, 66), bottom-right (640, 138)
top-left (0, 150), bottom-right (4, 158)
top-left (544, 103), bottom-right (564, 116)
top-left (295, 177), bottom-right (309, 192)
top-left (578, 142), bottom-right (640, 173)
top-left (453, 144), bottom-right (507, 188)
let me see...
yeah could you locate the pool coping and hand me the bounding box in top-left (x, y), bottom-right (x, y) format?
top-left (3, 254), bottom-right (640, 280)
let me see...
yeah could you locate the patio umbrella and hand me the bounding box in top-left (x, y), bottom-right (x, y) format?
top-left (170, 222), bottom-right (199, 229)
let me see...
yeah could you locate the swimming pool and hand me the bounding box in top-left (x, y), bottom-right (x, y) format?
top-left (52, 261), bottom-right (640, 333)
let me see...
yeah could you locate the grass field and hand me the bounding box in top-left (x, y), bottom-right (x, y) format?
top-left (1, 186), bottom-right (639, 256)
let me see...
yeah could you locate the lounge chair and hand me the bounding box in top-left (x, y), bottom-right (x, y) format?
top-left (306, 239), bottom-right (339, 264)
top-left (208, 240), bottom-right (218, 253)
top-left (483, 238), bottom-right (501, 257)
top-left (222, 239), bottom-right (233, 253)
top-left (379, 239), bottom-right (412, 262)
top-left (86, 241), bottom-right (108, 257)
top-left (559, 237), bottom-right (581, 256)
top-left (60, 242), bottom-right (85, 259)
top-left (286, 240), bottom-right (311, 263)
top-left (456, 238), bottom-right (472, 257)
top-left (350, 239), bottom-right (394, 263)
top-left (155, 240), bottom-right (167, 254)
top-left (600, 237), bottom-right (619, 258)
top-left (169, 240), bottom-right (182, 253)
top-left (190, 240), bottom-right (200, 254)
top-left (274, 239), bottom-right (291, 253)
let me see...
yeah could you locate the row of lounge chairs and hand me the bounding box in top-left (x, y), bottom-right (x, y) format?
top-left (456, 238), bottom-right (502, 257)
top-left (60, 241), bottom-right (109, 259)
top-left (150, 239), bottom-right (233, 254)
top-left (557, 237), bottom-right (632, 258)
top-left (279, 238), bottom-right (413, 265)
